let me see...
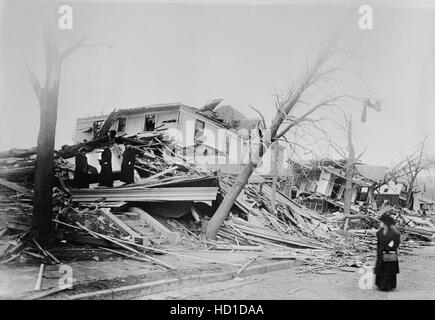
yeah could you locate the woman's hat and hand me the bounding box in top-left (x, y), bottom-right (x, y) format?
top-left (379, 213), bottom-right (395, 226)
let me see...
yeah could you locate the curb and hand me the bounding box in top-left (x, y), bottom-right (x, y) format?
top-left (68, 259), bottom-right (305, 300)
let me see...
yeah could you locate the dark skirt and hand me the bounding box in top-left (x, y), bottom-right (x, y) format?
top-left (99, 164), bottom-right (114, 187)
top-left (375, 274), bottom-right (397, 292)
top-left (120, 164), bottom-right (135, 184)
top-left (74, 172), bottom-right (89, 188)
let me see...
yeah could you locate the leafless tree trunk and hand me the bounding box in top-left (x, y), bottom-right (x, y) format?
top-left (343, 115), bottom-right (355, 216)
top-left (271, 141), bottom-right (278, 214)
top-left (404, 136), bottom-right (428, 209)
top-left (30, 4), bottom-right (89, 246)
top-left (328, 113), bottom-right (365, 218)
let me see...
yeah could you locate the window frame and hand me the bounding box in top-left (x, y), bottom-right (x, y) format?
top-left (144, 114), bottom-right (157, 131)
top-left (117, 117), bottom-right (127, 132)
top-left (194, 119), bottom-right (205, 142)
top-left (93, 120), bottom-right (105, 138)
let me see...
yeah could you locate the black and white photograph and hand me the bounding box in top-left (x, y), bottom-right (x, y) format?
top-left (0, 0), bottom-right (435, 307)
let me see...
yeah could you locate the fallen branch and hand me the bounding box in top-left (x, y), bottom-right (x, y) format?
top-left (75, 222), bottom-right (176, 270)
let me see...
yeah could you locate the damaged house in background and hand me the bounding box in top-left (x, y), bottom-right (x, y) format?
top-left (287, 159), bottom-right (389, 213)
top-left (375, 180), bottom-right (435, 212)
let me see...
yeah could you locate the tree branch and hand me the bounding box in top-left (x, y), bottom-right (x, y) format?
top-left (249, 105), bottom-right (267, 129)
top-left (60, 35), bottom-right (92, 61)
top-left (27, 67), bottom-right (43, 103)
top-left (275, 96), bottom-right (343, 139)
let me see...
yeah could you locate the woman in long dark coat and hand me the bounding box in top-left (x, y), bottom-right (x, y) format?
top-left (374, 213), bottom-right (400, 292)
top-left (98, 147), bottom-right (114, 187)
top-left (74, 148), bottom-right (89, 188)
top-left (121, 144), bottom-right (136, 184)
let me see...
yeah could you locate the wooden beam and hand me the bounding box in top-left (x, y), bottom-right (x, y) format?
top-left (99, 208), bottom-right (145, 244)
top-left (76, 222), bottom-right (176, 270)
top-left (25, 287), bottom-right (68, 300)
top-left (137, 166), bottom-right (178, 185)
top-left (0, 178), bottom-right (33, 195)
top-left (190, 205), bottom-right (201, 223)
top-left (33, 264), bottom-right (44, 291)
top-left (128, 207), bottom-right (180, 245)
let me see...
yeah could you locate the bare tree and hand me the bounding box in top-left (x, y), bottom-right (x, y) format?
top-left (29, 4), bottom-right (89, 246)
top-left (371, 136), bottom-right (434, 209)
top-left (397, 136), bottom-right (433, 209)
top-left (328, 113), bottom-right (365, 216)
top-left (205, 38), bottom-right (366, 239)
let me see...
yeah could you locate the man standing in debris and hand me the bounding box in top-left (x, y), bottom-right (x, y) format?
top-left (99, 146), bottom-right (114, 187)
top-left (74, 147), bottom-right (89, 188)
top-left (121, 144), bottom-right (136, 184)
top-left (374, 213), bottom-right (400, 292)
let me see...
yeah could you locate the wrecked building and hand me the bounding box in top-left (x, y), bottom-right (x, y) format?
top-left (74, 101), bottom-right (288, 176)
top-left (287, 159), bottom-right (388, 213)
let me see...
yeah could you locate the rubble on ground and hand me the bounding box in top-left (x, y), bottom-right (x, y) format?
top-left (0, 129), bottom-right (434, 277)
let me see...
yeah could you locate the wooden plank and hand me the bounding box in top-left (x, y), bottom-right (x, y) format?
top-left (171, 220), bottom-right (200, 240)
top-left (76, 222), bottom-right (176, 270)
top-left (99, 208), bottom-right (141, 239)
top-left (0, 166), bottom-right (35, 177)
top-left (190, 205), bottom-right (201, 223)
top-left (128, 207), bottom-right (180, 245)
top-left (70, 187), bottom-right (219, 202)
top-left (0, 178), bottom-right (33, 195)
top-left (260, 209), bottom-right (287, 239)
top-left (137, 166), bottom-right (178, 185)
top-left (232, 224), bottom-right (320, 249)
top-left (52, 231), bottom-right (121, 249)
top-left (77, 201), bottom-right (127, 208)
top-left (33, 264), bottom-right (44, 291)
top-left (25, 287), bottom-right (68, 300)
top-left (97, 247), bottom-right (166, 270)
top-left (57, 219), bottom-right (241, 267)
top-left (28, 234), bottom-right (58, 264)
top-left (213, 244), bottom-right (264, 251)
top-left (0, 228), bottom-right (7, 239)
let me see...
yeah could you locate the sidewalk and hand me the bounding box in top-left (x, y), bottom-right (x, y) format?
top-left (0, 248), bottom-right (305, 300)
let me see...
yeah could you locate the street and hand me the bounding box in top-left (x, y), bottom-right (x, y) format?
top-left (138, 245), bottom-right (435, 300)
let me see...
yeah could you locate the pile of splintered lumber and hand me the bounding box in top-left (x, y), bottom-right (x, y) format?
top-left (218, 174), bottom-right (336, 249)
top-left (333, 206), bottom-right (435, 243)
top-left (395, 210), bottom-right (435, 241)
top-left (212, 174), bottom-right (434, 271)
top-left (0, 131), bottom-right (221, 268)
top-left (0, 148), bottom-right (37, 182)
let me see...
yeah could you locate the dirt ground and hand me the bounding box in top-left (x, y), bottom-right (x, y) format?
top-left (0, 249), bottom-right (261, 298)
top-left (138, 244), bottom-right (435, 300)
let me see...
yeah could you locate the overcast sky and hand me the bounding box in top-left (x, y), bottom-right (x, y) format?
top-left (1, 0), bottom-right (434, 169)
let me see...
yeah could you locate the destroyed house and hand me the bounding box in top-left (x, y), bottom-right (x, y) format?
top-left (289, 159), bottom-right (387, 213)
top-left (375, 181), bottom-right (435, 211)
top-left (374, 181), bottom-right (408, 208)
top-left (74, 102), bottom-right (287, 176)
top-left (75, 103), bottom-right (246, 163)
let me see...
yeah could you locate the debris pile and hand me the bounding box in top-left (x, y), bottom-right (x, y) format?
top-left (0, 130), bottom-right (221, 268)
top-left (0, 148), bottom-right (37, 182)
top-left (0, 130), bottom-right (433, 276)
